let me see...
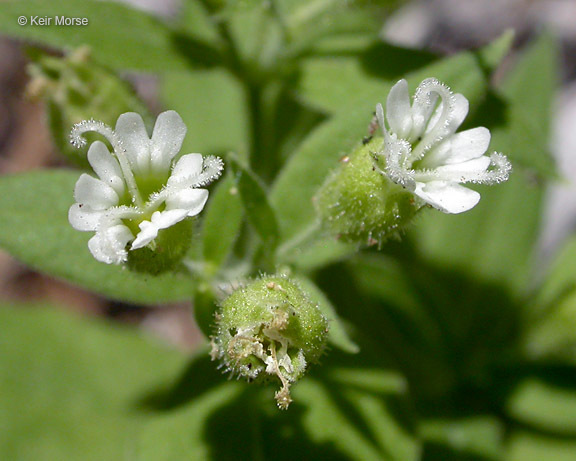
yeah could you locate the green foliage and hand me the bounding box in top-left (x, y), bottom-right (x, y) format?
top-left (0, 303), bottom-right (187, 460)
top-left (230, 157), bottom-right (281, 255)
top-left (0, 171), bottom-right (195, 304)
top-left (0, 0), bottom-right (570, 457)
top-left (200, 173), bottom-right (244, 275)
top-left (0, 0), bottom-right (219, 71)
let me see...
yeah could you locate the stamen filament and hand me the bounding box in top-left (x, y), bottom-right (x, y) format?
top-left (144, 156), bottom-right (223, 213)
top-left (410, 80), bottom-right (454, 162)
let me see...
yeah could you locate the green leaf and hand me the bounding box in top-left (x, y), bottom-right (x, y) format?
top-left (421, 416), bottom-right (504, 461)
top-left (507, 376), bottom-right (576, 436)
top-left (279, 232), bottom-right (356, 272)
top-left (0, 303), bottom-right (187, 461)
top-left (0, 0), bottom-right (219, 72)
top-left (0, 170), bottom-right (195, 304)
top-left (231, 157), bottom-right (280, 252)
top-left (294, 274), bottom-right (359, 353)
top-left (506, 432), bottom-right (576, 461)
top-left (499, 32), bottom-right (558, 178)
top-left (296, 30), bottom-right (510, 115)
top-left (137, 362), bottom-right (419, 460)
top-left (200, 173), bottom-right (244, 274)
top-left (296, 41), bottom-right (433, 114)
top-left (536, 236), bottom-right (576, 309)
top-left (525, 288), bottom-right (576, 363)
top-left (160, 69), bottom-right (250, 160)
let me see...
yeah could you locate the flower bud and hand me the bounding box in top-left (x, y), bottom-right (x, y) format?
top-left (210, 275), bottom-right (329, 409)
top-left (314, 137), bottom-right (421, 246)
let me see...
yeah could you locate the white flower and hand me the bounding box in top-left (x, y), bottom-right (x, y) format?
top-left (374, 78), bottom-right (511, 214)
top-left (68, 110), bottom-right (223, 264)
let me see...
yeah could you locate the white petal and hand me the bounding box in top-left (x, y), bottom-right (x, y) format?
top-left (447, 93), bottom-right (469, 133)
top-left (130, 209), bottom-right (188, 250)
top-left (386, 80), bottom-right (413, 139)
top-left (414, 180), bottom-right (480, 214)
top-left (74, 174), bottom-right (119, 210)
top-left (443, 127), bottom-right (491, 164)
top-left (69, 204), bottom-right (103, 231)
top-left (115, 112), bottom-right (150, 174)
top-left (87, 141), bottom-right (124, 196)
top-left (150, 110), bottom-right (187, 173)
top-left (88, 224), bottom-right (133, 264)
top-left (168, 153), bottom-right (203, 185)
top-left (130, 221), bottom-right (158, 250)
top-left (165, 188), bottom-right (209, 216)
top-left (152, 208), bottom-right (189, 227)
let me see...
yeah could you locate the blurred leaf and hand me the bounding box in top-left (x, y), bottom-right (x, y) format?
top-left (499, 32), bottom-right (558, 178)
top-left (0, 303), bottom-right (187, 461)
top-left (176, 0), bottom-right (221, 43)
top-left (421, 416), bottom-right (504, 461)
top-left (507, 376), bottom-right (576, 436)
top-left (0, 170), bottom-right (195, 304)
top-left (296, 30), bottom-right (511, 115)
top-left (526, 235), bottom-right (576, 362)
top-left (537, 236), bottom-right (576, 308)
top-left (0, 0), bottom-right (219, 71)
top-left (506, 431), bottom-right (576, 461)
top-left (27, 47), bottom-right (152, 168)
top-left (137, 359), bottom-right (419, 460)
top-left (294, 274), bottom-right (359, 353)
top-left (231, 157), bottom-right (280, 253)
top-left (296, 41), bottom-right (433, 114)
top-left (160, 69), bottom-right (250, 160)
top-left (279, 235), bottom-right (356, 272)
top-left (478, 29), bottom-right (515, 70)
top-left (525, 287), bottom-right (576, 363)
top-left (201, 173), bottom-right (244, 274)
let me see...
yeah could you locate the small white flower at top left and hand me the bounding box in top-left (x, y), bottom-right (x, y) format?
top-left (68, 110), bottom-right (223, 265)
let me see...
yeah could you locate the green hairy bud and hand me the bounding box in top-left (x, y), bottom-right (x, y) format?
top-left (210, 275), bottom-right (329, 410)
top-left (314, 137), bottom-right (421, 246)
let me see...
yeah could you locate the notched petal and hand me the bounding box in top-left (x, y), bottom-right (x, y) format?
top-left (415, 181), bottom-right (481, 214)
top-left (74, 174), bottom-right (119, 210)
top-left (87, 141), bottom-right (125, 196)
top-left (165, 188), bottom-right (209, 217)
top-left (115, 112), bottom-right (150, 174)
top-left (386, 79), bottom-right (412, 138)
top-left (150, 110), bottom-right (187, 172)
top-left (68, 204), bottom-right (103, 232)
